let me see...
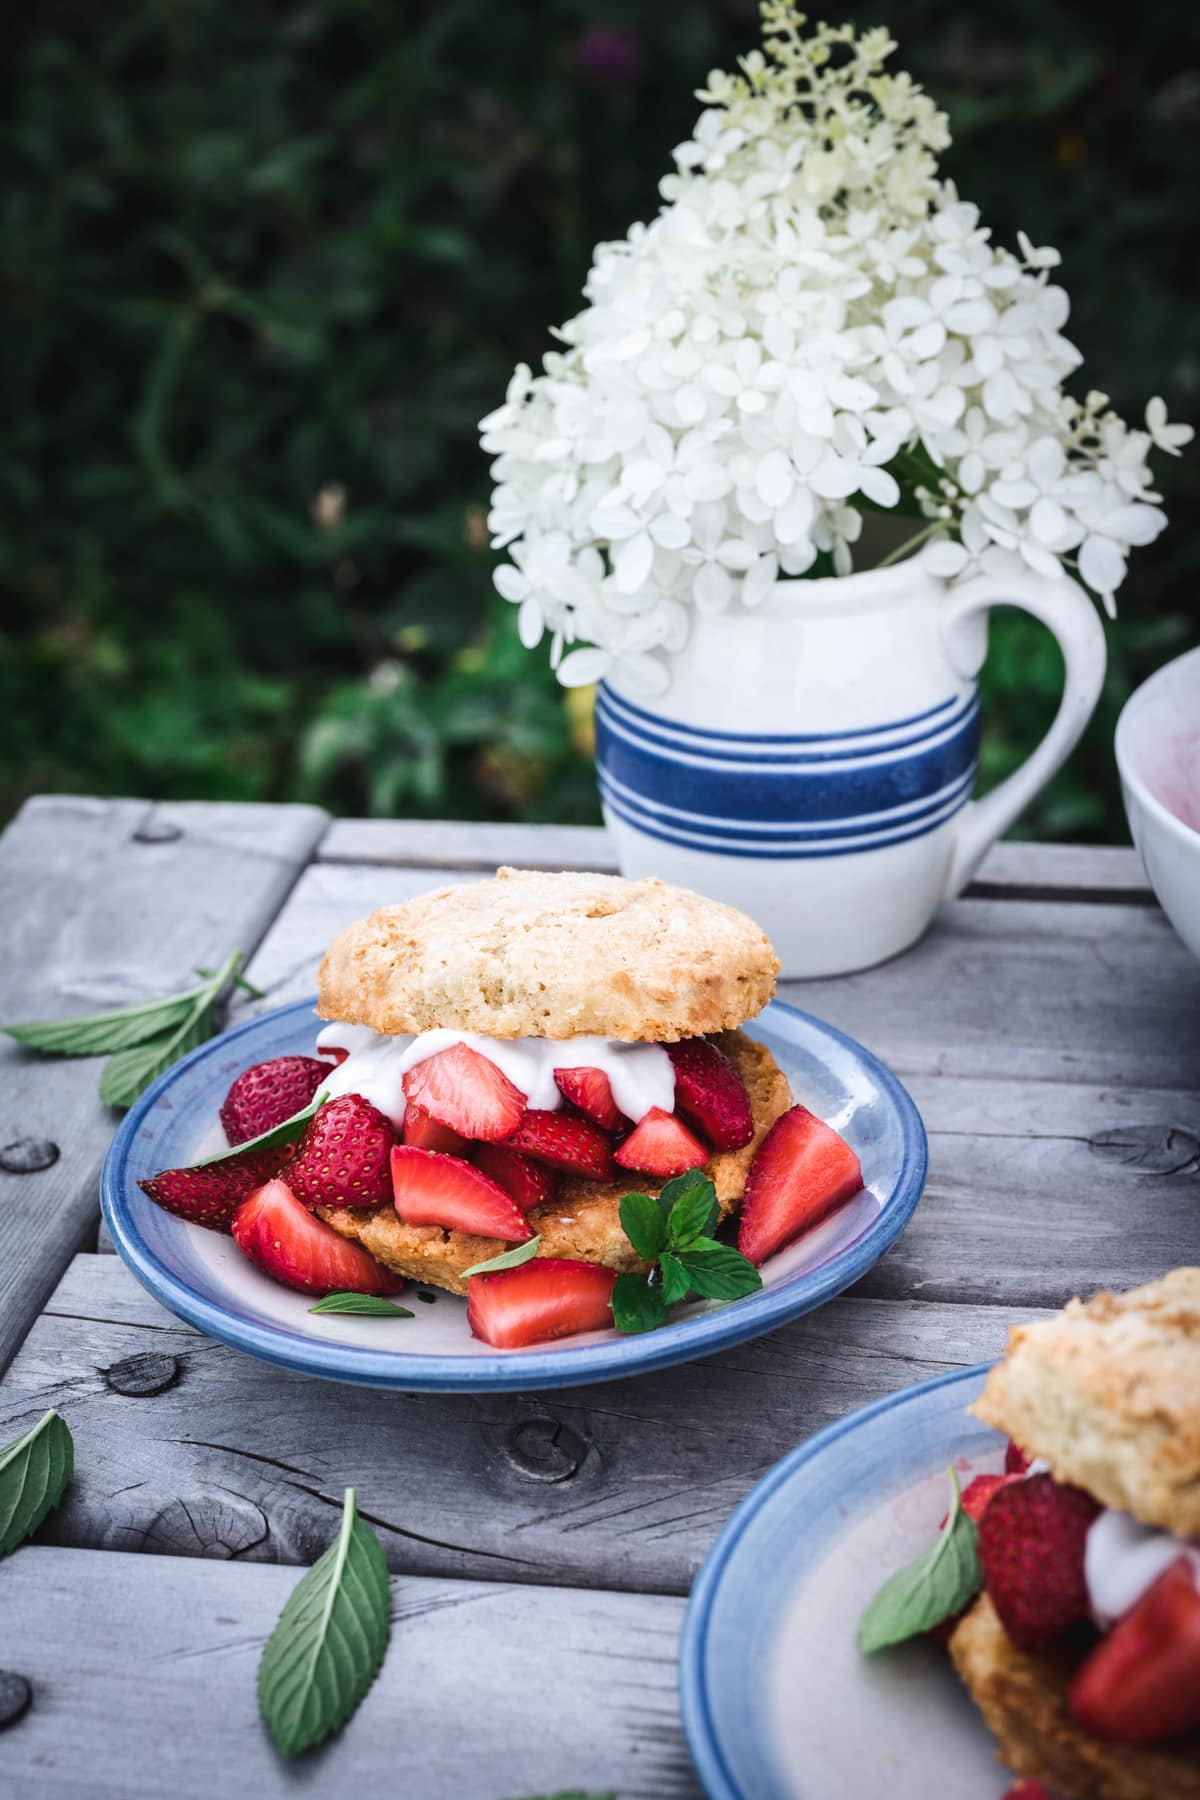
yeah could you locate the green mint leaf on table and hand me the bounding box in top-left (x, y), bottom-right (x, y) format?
top-left (611, 1271), bottom-right (669, 1334)
top-left (308, 1293), bottom-right (415, 1318)
top-left (664, 1169), bottom-right (720, 1244)
top-left (672, 1242), bottom-right (763, 1301)
top-left (0, 1409), bottom-right (74, 1556)
top-left (194, 1091), bottom-right (329, 1168)
top-left (258, 1486), bottom-right (390, 1758)
top-left (462, 1235), bottom-right (543, 1277)
top-left (857, 1468), bottom-right (982, 1653)
top-left (618, 1190), bottom-right (667, 1262)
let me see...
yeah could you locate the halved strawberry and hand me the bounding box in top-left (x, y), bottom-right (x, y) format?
top-left (402, 1044), bottom-right (525, 1142)
top-left (1069, 1556), bottom-right (1200, 1744)
top-left (219, 1055), bottom-right (329, 1146)
top-left (391, 1145), bottom-right (531, 1241)
top-left (506, 1110), bottom-right (616, 1181)
top-left (667, 1038), bottom-right (753, 1150)
top-left (139, 1144), bottom-right (288, 1233)
top-left (737, 1105), bottom-right (863, 1266)
top-left (614, 1107), bottom-right (709, 1178)
top-left (467, 1257), bottom-right (616, 1348)
top-left (553, 1066), bottom-right (625, 1133)
top-left (977, 1473), bottom-right (1101, 1650)
top-left (928, 1472), bottom-right (1022, 1645)
top-left (1001, 1783), bottom-right (1053, 1800)
top-left (320, 1045), bottom-right (350, 1065)
top-left (471, 1142), bottom-right (558, 1213)
top-left (287, 1093), bottom-right (396, 1209)
top-left (1005, 1441), bottom-right (1032, 1475)
top-left (232, 1177), bottom-right (405, 1295)
top-left (403, 1101), bottom-right (468, 1156)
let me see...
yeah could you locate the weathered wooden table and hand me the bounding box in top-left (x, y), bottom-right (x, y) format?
top-left (1, 796), bottom-right (1197, 1799)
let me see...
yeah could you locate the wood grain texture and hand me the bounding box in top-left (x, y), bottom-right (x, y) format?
top-left (0, 797), bottom-right (327, 1373)
top-left (0, 1545), bottom-right (696, 1800)
top-left (0, 1253), bottom-right (1043, 1595)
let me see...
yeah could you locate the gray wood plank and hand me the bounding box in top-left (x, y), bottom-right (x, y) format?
top-left (0, 797), bottom-right (327, 1373)
top-left (0, 1545), bottom-right (695, 1800)
top-left (0, 1253), bottom-right (1043, 1596)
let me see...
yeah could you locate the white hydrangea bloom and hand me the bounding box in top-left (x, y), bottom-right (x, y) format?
top-left (480, 3), bottom-right (1188, 692)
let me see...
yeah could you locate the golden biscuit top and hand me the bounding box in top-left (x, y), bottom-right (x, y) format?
top-left (972, 1268), bottom-right (1200, 1538)
top-left (317, 866), bottom-right (779, 1043)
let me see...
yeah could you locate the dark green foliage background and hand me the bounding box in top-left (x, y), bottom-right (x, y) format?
top-left (3, 1), bottom-right (1197, 836)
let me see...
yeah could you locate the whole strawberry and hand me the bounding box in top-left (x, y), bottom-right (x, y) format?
top-left (287, 1093), bottom-right (395, 1209)
top-left (220, 1055), bottom-right (328, 1146)
top-left (139, 1144), bottom-right (288, 1232)
top-left (977, 1472), bottom-right (1101, 1650)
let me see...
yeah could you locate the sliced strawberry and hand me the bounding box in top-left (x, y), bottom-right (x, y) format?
top-left (232, 1177), bottom-right (404, 1295)
top-left (471, 1142), bottom-right (558, 1213)
top-left (467, 1257), bottom-right (616, 1348)
top-left (320, 1045), bottom-right (350, 1065)
top-left (287, 1093), bottom-right (396, 1209)
top-left (666, 1037), bottom-right (753, 1150)
top-left (1005, 1440), bottom-right (1032, 1475)
top-left (614, 1107), bottom-right (709, 1178)
top-left (402, 1044), bottom-right (525, 1142)
top-left (139, 1144), bottom-right (288, 1233)
top-left (553, 1065), bottom-right (626, 1133)
top-left (403, 1101), bottom-right (468, 1156)
top-left (219, 1055), bottom-right (328, 1146)
top-left (506, 1110), bottom-right (616, 1181)
top-left (391, 1145), bottom-right (531, 1241)
top-left (1070, 1556), bottom-right (1200, 1745)
top-left (1001, 1783), bottom-right (1053, 1800)
top-left (737, 1104), bottom-right (863, 1265)
top-left (977, 1473), bottom-right (1101, 1650)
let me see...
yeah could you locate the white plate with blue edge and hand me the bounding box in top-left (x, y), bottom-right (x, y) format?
top-left (680, 1365), bottom-right (1012, 1800)
top-left (100, 995), bottom-right (927, 1393)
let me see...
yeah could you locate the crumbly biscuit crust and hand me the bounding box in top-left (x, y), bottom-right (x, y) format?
top-left (316, 867), bottom-right (778, 1042)
top-left (972, 1268), bottom-right (1200, 1538)
top-left (951, 1594), bottom-right (1200, 1799)
top-left (317, 1030), bottom-right (791, 1294)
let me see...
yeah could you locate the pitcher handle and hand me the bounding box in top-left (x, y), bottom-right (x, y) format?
top-left (940, 571), bottom-right (1108, 898)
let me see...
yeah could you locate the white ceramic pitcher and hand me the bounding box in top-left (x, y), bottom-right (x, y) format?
top-left (595, 560), bottom-right (1107, 977)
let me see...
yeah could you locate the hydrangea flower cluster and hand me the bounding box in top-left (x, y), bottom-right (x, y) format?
top-left (480, 4), bottom-right (1191, 697)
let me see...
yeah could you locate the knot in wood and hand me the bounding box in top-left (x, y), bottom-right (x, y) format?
top-left (1088, 1124), bottom-right (1200, 1177)
top-left (104, 1351), bottom-right (181, 1397)
top-left (0, 1137), bottom-right (60, 1175)
top-left (503, 1417), bottom-right (587, 1483)
top-left (132, 815), bottom-right (183, 844)
top-left (0, 1672), bottom-right (32, 1730)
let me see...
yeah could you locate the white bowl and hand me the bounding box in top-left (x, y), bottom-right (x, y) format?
top-left (1115, 642), bottom-right (1200, 961)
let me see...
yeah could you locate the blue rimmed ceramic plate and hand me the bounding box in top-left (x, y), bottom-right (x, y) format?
top-left (100, 995), bottom-right (927, 1392)
top-left (680, 1365), bottom-right (1008, 1800)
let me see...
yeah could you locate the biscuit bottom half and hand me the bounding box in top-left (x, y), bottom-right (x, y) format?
top-left (950, 1593), bottom-right (1200, 1800)
top-left (317, 1029), bottom-right (792, 1296)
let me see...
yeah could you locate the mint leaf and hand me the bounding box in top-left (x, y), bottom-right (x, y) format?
top-left (619, 1191), bottom-right (667, 1262)
top-left (673, 1241), bottom-right (763, 1301)
top-left (611, 1273), bottom-right (668, 1335)
top-left (3, 989), bottom-right (205, 1056)
top-left (665, 1172), bottom-right (720, 1246)
top-left (463, 1235), bottom-right (542, 1278)
top-left (658, 1252), bottom-right (693, 1307)
top-left (857, 1469), bottom-right (982, 1652)
top-left (308, 1293), bottom-right (414, 1318)
top-left (194, 1091), bottom-right (328, 1168)
top-left (258, 1486), bottom-right (390, 1757)
top-left (100, 949), bottom-right (243, 1109)
top-left (0, 1409), bottom-right (74, 1556)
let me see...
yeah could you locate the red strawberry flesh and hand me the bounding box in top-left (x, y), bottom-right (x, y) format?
top-left (403, 1101), bottom-right (468, 1156)
top-left (737, 1104), bottom-right (863, 1265)
top-left (471, 1142), bottom-right (558, 1213)
top-left (506, 1109), bottom-right (616, 1181)
top-left (1005, 1441), bottom-right (1032, 1475)
top-left (667, 1037), bottom-right (753, 1150)
top-left (552, 1065), bottom-right (626, 1133)
top-left (402, 1044), bottom-right (525, 1142)
top-left (977, 1473), bottom-right (1101, 1650)
top-left (139, 1144), bottom-right (289, 1233)
top-left (232, 1177), bottom-right (405, 1295)
top-left (1069, 1556), bottom-right (1200, 1744)
top-left (467, 1257), bottom-right (616, 1348)
top-left (219, 1055), bottom-right (328, 1146)
top-left (614, 1106), bottom-right (709, 1178)
top-left (391, 1144), bottom-right (531, 1241)
top-left (287, 1093), bottom-right (396, 1209)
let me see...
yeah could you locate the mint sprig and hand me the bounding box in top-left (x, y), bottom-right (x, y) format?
top-left (0, 1409), bottom-right (74, 1556)
top-left (857, 1468), bottom-right (983, 1652)
top-left (463, 1234), bottom-right (543, 1278)
top-left (612, 1170), bottom-right (761, 1334)
top-left (308, 1293), bottom-right (415, 1318)
top-left (194, 1090), bottom-right (328, 1168)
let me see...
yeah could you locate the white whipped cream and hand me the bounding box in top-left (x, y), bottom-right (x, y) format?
top-left (312, 1021), bottom-right (674, 1131)
top-left (1085, 1508), bottom-right (1200, 1631)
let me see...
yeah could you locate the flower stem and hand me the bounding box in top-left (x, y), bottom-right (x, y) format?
top-left (876, 521), bottom-right (940, 567)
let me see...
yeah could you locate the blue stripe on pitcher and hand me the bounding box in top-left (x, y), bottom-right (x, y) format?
top-left (594, 682), bottom-right (980, 859)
